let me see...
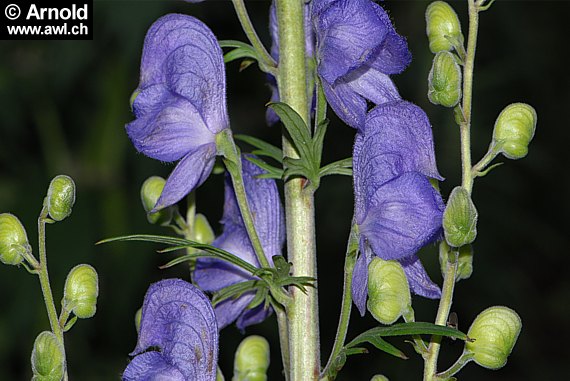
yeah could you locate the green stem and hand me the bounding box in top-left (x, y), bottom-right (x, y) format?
top-left (471, 142), bottom-right (500, 176)
top-left (231, 0), bottom-right (276, 70)
top-left (423, 249), bottom-right (458, 381)
top-left (459, 0), bottom-right (479, 195)
top-left (276, 306), bottom-right (291, 381)
top-left (437, 351), bottom-right (474, 380)
top-left (321, 225), bottom-right (358, 379)
top-left (37, 202), bottom-right (68, 380)
top-left (275, 1), bottom-right (320, 380)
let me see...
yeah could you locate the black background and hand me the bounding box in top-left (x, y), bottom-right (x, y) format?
top-left (0, 1), bottom-right (568, 380)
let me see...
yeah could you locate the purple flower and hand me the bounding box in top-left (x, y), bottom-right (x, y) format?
top-left (351, 101), bottom-right (444, 315)
top-left (123, 279), bottom-right (218, 381)
top-left (126, 14), bottom-right (229, 210)
top-left (312, 0), bottom-right (411, 130)
top-left (194, 155), bottom-right (285, 330)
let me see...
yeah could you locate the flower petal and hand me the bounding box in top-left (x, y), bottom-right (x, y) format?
top-left (154, 144), bottom-right (216, 210)
top-left (400, 255), bottom-right (441, 299)
top-left (364, 101), bottom-right (443, 180)
top-left (322, 67), bottom-right (401, 130)
top-left (139, 14), bottom-right (228, 132)
top-left (127, 96), bottom-right (215, 162)
top-left (123, 352), bottom-right (185, 381)
top-left (131, 279), bottom-right (218, 381)
top-left (314, 0), bottom-right (390, 84)
top-left (352, 242), bottom-right (374, 316)
top-left (360, 172), bottom-right (444, 260)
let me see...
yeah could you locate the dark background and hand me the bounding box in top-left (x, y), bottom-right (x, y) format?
top-left (0, 0), bottom-right (567, 380)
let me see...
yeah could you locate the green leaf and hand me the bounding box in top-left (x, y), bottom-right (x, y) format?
top-left (312, 120), bottom-right (329, 168)
top-left (268, 102), bottom-right (313, 162)
top-left (218, 40), bottom-right (254, 49)
top-left (349, 336), bottom-right (408, 359)
top-left (346, 322), bottom-right (470, 350)
top-left (224, 47), bottom-right (258, 64)
top-left (98, 234), bottom-right (260, 275)
top-left (319, 157), bottom-right (353, 177)
top-left (234, 134), bottom-right (283, 163)
top-left (212, 280), bottom-right (260, 306)
top-left (244, 155), bottom-right (283, 180)
top-left (272, 255), bottom-right (291, 278)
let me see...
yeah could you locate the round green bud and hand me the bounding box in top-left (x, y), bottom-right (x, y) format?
top-left (492, 103), bottom-right (537, 160)
top-left (367, 258), bottom-right (411, 325)
top-left (465, 306), bottom-right (522, 370)
top-left (140, 176), bottom-right (173, 226)
top-left (193, 213), bottom-right (215, 245)
top-left (233, 335), bottom-right (270, 381)
top-left (428, 51), bottom-right (462, 107)
top-left (371, 376), bottom-right (389, 381)
top-left (443, 187), bottom-right (478, 248)
top-left (134, 307), bottom-right (142, 334)
top-left (31, 331), bottom-right (65, 381)
top-left (63, 264), bottom-right (99, 319)
top-left (439, 242), bottom-right (473, 282)
top-left (426, 1), bottom-right (464, 53)
top-left (0, 213), bottom-right (31, 266)
top-left (47, 175), bottom-right (76, 222)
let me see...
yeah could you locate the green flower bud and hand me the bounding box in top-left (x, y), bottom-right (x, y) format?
top-left (63, 264), bottom-right (99, 319)
top-left (443, 187), bottom-right (478, 248)
top-left (371, 376), bottom-right (389, 381)
top-left (233, 335), bottom-right (270, 381)
top-left (31, 331), bottom-right (65, 381)
top-left (47, 175), bottom-right (76, 222)
top-left (193, 213), bottom-right (215, 244)
top-left (428, 51), bottom-right (462, 107)
top-left (492, 103), bottom-right (537, 160)
top-left (0, 213), bottom-right (31, 266)
top-left (367, 258), bottom-right (411, 325)
top-left (439, 241), bottom-right (473, 282)
top-left (465, 306), bottom-right (522, 370)
top-left (134, 307), bottom-right (142, 334)
top-left (140, 176), bottom-right (173, 225)
top-left (425, 1), bottom-right (464, 53)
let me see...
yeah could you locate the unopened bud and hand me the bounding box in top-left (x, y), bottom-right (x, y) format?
top-left (465, 306), bottom-right (522, 370)
top-left (31, 331), bottom-right (65, 381)
top-left (426, 1), bottom-right (463, 53)
top-left (140, 176), bottom-right (173, 225)
top-left (443, 187), bottom-right (478, 248)
top-left (439, 242), bottom-right (473, 282)
top-left (370, 376), bottom-right (389, 381)
top-left (47, 175), bottom-right (76, 222)
top-left (193, 213), bottom-right (215, 244)
top-left (428, 51), bottom-right (462, 107)
top-left (233, 335), bottom-right (270, 381)
top-left (367, 258), bottom-right (411, 325)
top-left (492, 103), bottom-right (537, 160)
top-left (0, 213), bottom-right (31, 266)
top-left (63, 264), bottom-right (99, 319)
top-left (134, 308), bottom-right (142, 334)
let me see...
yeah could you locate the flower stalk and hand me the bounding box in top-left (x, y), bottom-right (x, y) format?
top-left (424, 0), bottom-right (481, 379)
top-left (275, 0), bottom-right (320, 380)
top-left (37, 201), bottom-right (68, 381)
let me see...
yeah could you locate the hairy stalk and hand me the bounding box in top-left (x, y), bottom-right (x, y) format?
top-left (321, 225), bottom-right (358, 379)
top-left (276, 306), bottom-right (291, 381)
top-left (275, 1), bottom-right (320, 380)
top-left (231, 0), bottom-right (276, 69)
top-left (424, 1), bottom-right (480, 379)
top-left (37, 202), bottom-right (68, 380)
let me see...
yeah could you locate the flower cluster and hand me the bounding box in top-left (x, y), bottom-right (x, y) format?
top-left (194, 155), bottom-right (285, 330)
top-left (126, 14), bottom-right (229, 210)
top-left (123, 279), bottom-right (218, 381)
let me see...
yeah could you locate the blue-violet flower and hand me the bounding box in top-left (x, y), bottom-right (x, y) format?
top-left (194, 155), bottom-right (285, 330)
top-left (123, 279), bottom-right (218, 381)
top-left (126, 14), bottom-right (229, 210)
top-left (312, 0), bottom-right (411, 130)
top-left (352, 100), bottom-right (444, 315)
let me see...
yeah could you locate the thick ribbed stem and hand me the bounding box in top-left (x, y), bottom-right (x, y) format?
top-left (275, 1), bottom-right (320, 380)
